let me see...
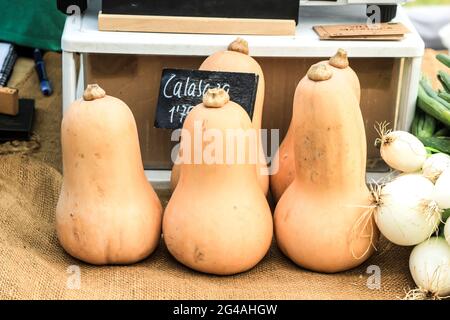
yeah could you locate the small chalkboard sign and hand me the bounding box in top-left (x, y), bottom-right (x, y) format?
top-left (154, 69), bottom-right (258, 129)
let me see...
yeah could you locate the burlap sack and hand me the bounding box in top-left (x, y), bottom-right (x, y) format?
top-left (0, 52), bottom-right (416, 300)
top-left (0, 154), bottom-right (414, 300)
top-left (1, 52), bottom-right (63, 170)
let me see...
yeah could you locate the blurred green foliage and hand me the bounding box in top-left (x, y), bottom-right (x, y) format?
top-left (406, 0), bottom-right (450, 6)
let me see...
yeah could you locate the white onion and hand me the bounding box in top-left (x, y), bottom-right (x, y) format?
top-left (422, 153), bottom-right (450, 182)
top-left (433, 168), bottom-right (450, 210)
top-left (409, 237), bottom-right (450, 297)
top-left (379, 130), bottom-right (427, 172)
top-left (375, 174), bottom-right (441, 246)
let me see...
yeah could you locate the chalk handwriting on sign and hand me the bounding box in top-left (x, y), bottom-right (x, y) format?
top-left (163, 74), bottom-right (231, 99)
top-left (168, 105), bottom-right (194, 124)
top-left (154, 69), bottom-right (258, 129)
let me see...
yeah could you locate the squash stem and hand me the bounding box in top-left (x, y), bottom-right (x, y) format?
top-left (329, 48), bottom-right (350, 69)
top-left (203, 88), bottom-right (229, 108)
top-left (83, 84), bottom-right (106, 101)
top-left (307, 64), bottom-right (333, 81)
top-left (228, 38), bottom-right (249, 55)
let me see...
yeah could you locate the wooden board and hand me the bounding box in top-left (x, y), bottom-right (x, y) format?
top-left (102, 0), bottom-right (300, 24)
top-left (319, 36), bottom-right (404, 41)
top-left (314, 25), bottom-right (404, 41)
top-left (98, 12), bottom-right (296, 36)
top-left (313, 25), bottom-right (405, 41)
top-left (315, 23), bottom-right (410, 37)
top-left (0, 87), bottom-right (19, 116)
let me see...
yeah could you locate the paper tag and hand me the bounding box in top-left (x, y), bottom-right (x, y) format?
top-left (314, 22), bottom-right (409, 37)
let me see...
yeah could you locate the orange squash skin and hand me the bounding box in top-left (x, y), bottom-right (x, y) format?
top-left (269, 123), bottom-right (295, 203)
top-left (171, 39), bottom-right (269, 195)
top-left (270, 50), bottom-right (360, 203)
top-left (274, 66), bottom-right (378, 273)
top-left (164, 92), bottom-right (273, 275)
top-left (327, 49), bottom-right (361, 103)
top-left (56, 88), bottom-right (162, 265)
top-left (199, 49), bottom-right (265, 130)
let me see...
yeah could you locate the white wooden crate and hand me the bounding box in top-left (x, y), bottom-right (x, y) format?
top-left (61, 1), bottom-right (424, 185)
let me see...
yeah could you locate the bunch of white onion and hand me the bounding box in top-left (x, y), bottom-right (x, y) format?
top-left (374, 124), bottom-right (450, 298)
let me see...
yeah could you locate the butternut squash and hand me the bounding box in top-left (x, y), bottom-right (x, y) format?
top-left (328, 48), bottom-right (361, 102)
top-left (56, 84), bottom-right (162, 265)
top-left (164, 88), bottom-right (273, 275)
top-left (270, 49), bottom-right (360, 203)
top-left (274, 64), bottom-right (378, 273)
top-left (171, 38), bottom-right (269, 195)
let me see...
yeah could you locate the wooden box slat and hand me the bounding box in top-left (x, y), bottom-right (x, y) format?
top-left (98, 12), bottom-right (296, 36)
